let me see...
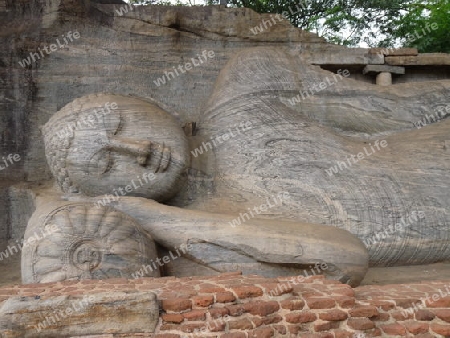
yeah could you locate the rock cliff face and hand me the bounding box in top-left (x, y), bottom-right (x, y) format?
top-left (0, 0), bottom-right (329, 252)
top-left (0, 0), bottom-right (325, 186)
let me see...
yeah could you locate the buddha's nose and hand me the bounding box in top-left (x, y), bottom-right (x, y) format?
top-left (107, 136), bottom-right (152, 166)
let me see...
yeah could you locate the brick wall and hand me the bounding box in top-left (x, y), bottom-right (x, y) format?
top-left (1, 272), bottom-right (450, 337)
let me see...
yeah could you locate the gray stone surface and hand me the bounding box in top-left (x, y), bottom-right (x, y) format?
top-left (368, 47), bottom-right (418, 56)
top-left (0, 186), bottom-right (9, 253)
top-left (8, 184), bottom-right (36, 243)
top-left (196, 47), bottom-right (450, 268)
top-left (30, 92), bottom-right (369, 286)
top-left (0, 0), bottom-right (449, 291)
top-left (363, 65), bottom-right (405, 75)
top-left (0, 291), bottom-right (159, 337)
top-left (21, 200), bottom-right (160, 284)
top-left (308, 47), bottom-right (384, 65)
top-left (46, 195), bottom-right (367, 287)
top-left (386, 53), bottom-right (450, 66)
top-left (42, 93), bottom-right (189, 201)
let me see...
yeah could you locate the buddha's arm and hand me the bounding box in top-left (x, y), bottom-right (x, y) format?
top-left (112, 196), bottom-right (369, 286)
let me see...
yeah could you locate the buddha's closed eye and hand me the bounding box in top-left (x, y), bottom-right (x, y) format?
top-left (86, 113), bottom-right (121, 176)
top-left (88, 149), bottom-right (112, 176)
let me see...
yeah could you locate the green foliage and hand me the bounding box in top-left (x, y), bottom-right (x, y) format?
top-left (206, 0), bottom-right (411, 47)
top-left (380, 0), bottom-right (450, 52)
top-left (129, 0), bottom-right (185, 5)
top-left (129, 0), bottom-right (450, 52)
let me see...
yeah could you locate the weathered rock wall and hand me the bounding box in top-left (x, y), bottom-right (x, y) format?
top-left (0, 0), bottom-right (326, 250)
top-left (0, 0), bottom-right (326, 185)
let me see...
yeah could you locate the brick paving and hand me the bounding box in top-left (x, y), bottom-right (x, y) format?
top-left (1, 272), bottom-right (450, 337)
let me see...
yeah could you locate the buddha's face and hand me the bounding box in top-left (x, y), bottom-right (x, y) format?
top-left (63, 96), bottom-right (189, 201)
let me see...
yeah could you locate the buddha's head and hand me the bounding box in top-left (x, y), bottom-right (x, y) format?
top-left (43, 94), bottom-right (190, 201)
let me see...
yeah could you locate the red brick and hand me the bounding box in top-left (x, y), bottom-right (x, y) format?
top-left (248, 327), bottom-right (274, 338)
top-left (305, 297), bottom-right (335, 309)
top-left (20, 288), bottom-right (46, 294)
top-left (222, 280), bottom-right (245, 287)
top-left (154, 334), bottom-right (181, 338)
top-left (431, 309), bottom-right (450, 322)
top-left (368, 300), bottom-right (396, 311)
top-left (392, 310), bottom-right (413, 320)
top-left (285, 311), bottom-right (316, 323)
top-left (371, 328), bottom-right (383, 336)
top-left (176, 289), bottom-right (197, 298)
top-left (301, 334), bottom-right (333, 338)
top-left (135, 283), bottom-right (165, 291)
top-left (273, 325), bottom-right (286, 335)
top-left (404, 321), bottom-right (429, 334)
top-left (349, 305), bottom-right (378, 318)
top-left (330, 286), bottom-right (354, 297)
top-left (415, 309), bottom-right (435, 321)
top-left (156, 276), bottom-right (177, 281)
top-left (318, 309), bottom-right (348, 321)
top-left (287, 324), bottom-right (302, 334)
top-left (162, 313), bottom-right (184, 323)
top-left (198, 283), bottom-right (225, 293)
top-left (201, 287), bottom-right (226, 294)
top-left (160, 324), bottom-right (179, 331)
top-left (395, 298), bottom-right (422, 309)
top-left (298, 290), bottom-right (324, 297)
top-left (226, 304), bottom-right (246, 316)
top-left (101, 277), bottom-right (129, 284)
top-left (228, 317), bottom-right (253, 330)
top-left (314, 321), bottom-right (339, 331)
top-left (232, 286), bottom-right (263, 299)
top-left (79, 279), bottom-right (101, 285)
top-left (426, 295), bottom-right (450, 308)
top-left (280, 299), bottom-right (305, 310)
top-left (162, 298), bottom-right (192, 312)
top-left (183, 310), bottom-right (206, 321)
top-left (209, 307), bottom-right (229, 318)
top-left (216, 291), bottom-right (236, 303)
top-left (244, 277), bottom-right (278, 283)
top-left (431, 323), bottom-right (450, 336)
top-left (0, 289), bottom-right (18, 296)
top-left (347, 318), bottom-right (375, 330)
top-left (207, 319), bottom-right (226, 332)
top-left (158, 291), bottom-right (181, 299)
top-left (380, 323), bottom-right (407, 336)
top-left (371, 312), bottom-right (390, 321)
top-left (262, 314), bottom-right (282, 325)
top-left (243, 301), bottom-right (279, 316)
top-left (413, 334), bottom-right (435, 338)
top-left (220, 333), bottom-right (246, 338)
top-left (333, 330), bottom-right (354, 338)
top-left (250, 316), bottom-right (263, 328)
top-left (334, 296), bottom-right (355, 308)
top-left (261, 283), bottom-right (293, 296)
top-left (180, 323), bottom-right (205, 333)
top-left (192, 295), bottom-right (214, 307)
top-left (61, 287), bottom-right (79, 292)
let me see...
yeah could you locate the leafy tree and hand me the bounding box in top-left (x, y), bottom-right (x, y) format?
top-left (207, 0), bottom-right (411, 46)
top-left (380, 0), bottom-right (450, 52)
top-left (129, 0), bottom-right (185, 5)
top-left (129, 0), bottom-right (450, 52)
